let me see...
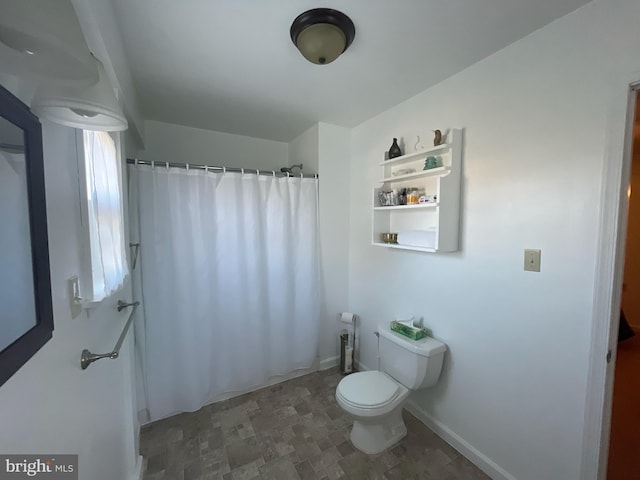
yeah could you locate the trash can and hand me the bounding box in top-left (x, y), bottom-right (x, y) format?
top-left (339, 330), bottom-right (353, 374)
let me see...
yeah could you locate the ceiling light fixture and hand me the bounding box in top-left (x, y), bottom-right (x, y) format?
top-left (31, 55), bottom-right (128, 132)
top-left (290, 8), bottom-right (355, 65)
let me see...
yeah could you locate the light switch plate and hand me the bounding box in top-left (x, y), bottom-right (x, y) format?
top-left (524, 249), bottom-right (541, 272)
top-left (68, 276), bottom-right (82, 318)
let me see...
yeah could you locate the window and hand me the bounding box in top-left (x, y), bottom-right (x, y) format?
top-left (80, 130), bottom-right (128, 302)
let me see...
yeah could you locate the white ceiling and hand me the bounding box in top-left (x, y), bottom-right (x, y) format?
top-left (111, 0), bottom-right (590, 142)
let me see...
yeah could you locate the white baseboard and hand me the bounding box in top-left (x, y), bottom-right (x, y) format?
top-left (404, 400), bottom-right (517, 480)
top-left (131, 455), bottom-right (144, 480)
top-left (319, 355), bottom-right (339, 370)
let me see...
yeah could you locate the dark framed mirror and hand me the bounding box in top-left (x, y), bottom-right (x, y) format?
top-left (0, 83), bottom-right (54, 387)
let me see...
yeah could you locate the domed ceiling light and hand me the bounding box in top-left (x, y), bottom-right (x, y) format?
top-left (290, 8), bottom-right (355, 65)
top-left (31, 55), bottom-right (128, 132)
top-left (0, 0), bottom-right (98, 86)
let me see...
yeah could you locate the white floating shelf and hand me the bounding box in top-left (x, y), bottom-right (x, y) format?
top-left (373, 203), bottom-right (439, 211)
top-left (371, 128), bottom-right (462, 254)
top-left (379, 166), bottom-right (450, 184)
top-left (379, 143), bottom-right (451, 166)
top-left (372, 242), bottom-right (437, 253)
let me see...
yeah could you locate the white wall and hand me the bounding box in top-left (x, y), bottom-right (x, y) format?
top-left (141, 120), bottom-right (288, 171)
top-left (347, 0), bottom-right (640, 479)
top-left (289, 124), bottom-right (351, 368)
top-left (72, 0), bottom-right (146, 149)
top-left (318, 123), bottom-right (351, 366)
top-left (0, 81), bottom-right (140, 479)
top-left (288, 124), bottom-right (319, 174)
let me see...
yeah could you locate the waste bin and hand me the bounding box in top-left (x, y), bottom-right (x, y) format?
top-left (339, 330), bottom-right (353, 374)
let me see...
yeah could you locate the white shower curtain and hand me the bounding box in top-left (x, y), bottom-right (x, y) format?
top-left (129, 164), bottom-right (320, 422)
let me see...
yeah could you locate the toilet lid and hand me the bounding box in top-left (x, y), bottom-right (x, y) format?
top-left (337, 371), bottom-right (400, 408)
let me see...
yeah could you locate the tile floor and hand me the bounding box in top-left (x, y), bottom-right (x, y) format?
top-left (140, 368), bottom-right (490, 479)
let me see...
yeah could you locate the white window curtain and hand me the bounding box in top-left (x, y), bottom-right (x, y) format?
top-left (129, 164), bottom-right (320, 422)
top-left (82, 130), bottom-right (128, 301)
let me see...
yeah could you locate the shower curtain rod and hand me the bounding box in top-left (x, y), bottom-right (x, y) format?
top-left (126, 158), bottom-right (318, 179)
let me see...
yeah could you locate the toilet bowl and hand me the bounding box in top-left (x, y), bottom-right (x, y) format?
top-left (335, 326), bottom-right (446, 454)
top-left (336, 370), bottom-right (410, 454)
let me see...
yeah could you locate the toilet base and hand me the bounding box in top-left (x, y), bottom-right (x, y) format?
top-left (349, 407), bottom-right (407, 455)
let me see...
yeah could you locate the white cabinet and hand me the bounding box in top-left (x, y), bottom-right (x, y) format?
top-left (372, 129), bottom-right (462, 252)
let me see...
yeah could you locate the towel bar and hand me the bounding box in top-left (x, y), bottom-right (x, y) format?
top-left (81, 300), bottom-right (140, 370)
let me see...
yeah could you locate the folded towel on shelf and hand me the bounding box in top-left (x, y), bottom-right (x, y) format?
top-left (397, 229), bottom-right (436, 248)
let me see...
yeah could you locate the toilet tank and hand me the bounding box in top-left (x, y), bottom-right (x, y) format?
top-left (378, 326), bottom-right (447, 390)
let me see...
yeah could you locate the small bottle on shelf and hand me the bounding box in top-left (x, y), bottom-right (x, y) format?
top-left (407, 188), bottom-right (419, 204)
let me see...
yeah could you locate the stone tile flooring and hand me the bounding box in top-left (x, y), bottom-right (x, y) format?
top-left (140, 368), bottom-right (490, 479)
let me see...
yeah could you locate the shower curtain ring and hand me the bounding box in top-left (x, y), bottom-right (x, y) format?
top-left (204, 165), bottom-right (209, 173)
top-left (151, 161), bottom-right (155, 168)
top-left (165, 162), bottom-right (169, 170)
top-left (186, 163), bottom-right (190, 171)
top-left (272, 170), bottom-right (276, 178)
top-left (223, 166), bottom-right (226, 174)
top-left (256, 169), bottom-right (260, 177)
top-left (241, 168), bottom-right (245, 175)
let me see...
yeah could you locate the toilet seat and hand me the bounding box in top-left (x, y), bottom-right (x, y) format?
top-left (337, 371), bottom-right (399, 408)
top-left (336, 371), bottom-right (408, 416)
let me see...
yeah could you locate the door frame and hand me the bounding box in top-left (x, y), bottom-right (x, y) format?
top-left (581, 73), bottom-right (640, 480)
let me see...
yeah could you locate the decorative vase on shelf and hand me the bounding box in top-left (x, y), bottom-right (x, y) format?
top-left (424, 156), bottom-right (439, 170)
top-left (388, 138), bottom-right (402, 159)
top-left (433, 129), bottom-right (442, 146)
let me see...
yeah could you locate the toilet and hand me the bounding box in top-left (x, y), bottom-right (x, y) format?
top-left (335, 326), bottom-right (447, 454)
